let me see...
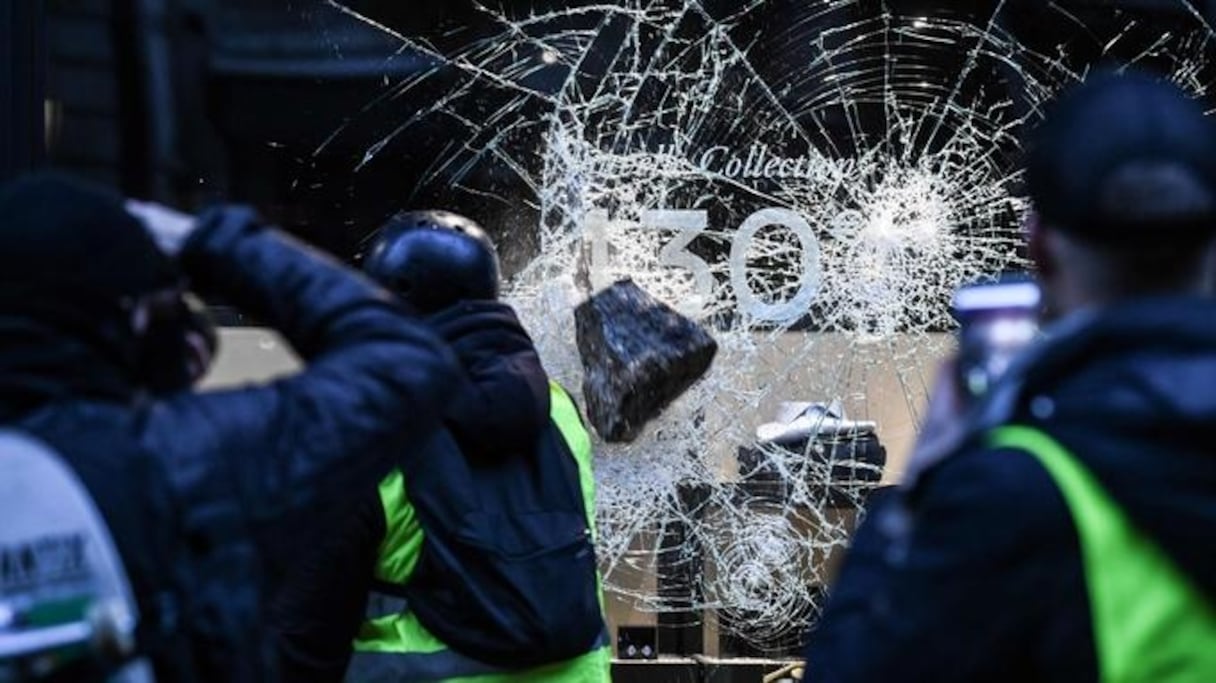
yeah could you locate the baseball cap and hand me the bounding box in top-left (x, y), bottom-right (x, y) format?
top-left (1024, 69), bottom-right (1216, 246)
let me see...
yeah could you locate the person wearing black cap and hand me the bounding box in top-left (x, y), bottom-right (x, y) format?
top-left (270, 211), bottom-right (611, 682)
top-left (805, 70), bottom-right (1216, 682)
top-left (0, 174), bottom-right (459, 682)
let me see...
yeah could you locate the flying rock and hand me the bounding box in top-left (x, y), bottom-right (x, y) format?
top-left (574, 279), bottom-right (718, 442)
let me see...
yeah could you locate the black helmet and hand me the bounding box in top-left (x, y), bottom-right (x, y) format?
top-left (362, 210), bottom-right (501, 313)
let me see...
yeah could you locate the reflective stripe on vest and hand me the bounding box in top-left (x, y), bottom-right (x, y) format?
top-left (349, 382), bottom-right (611, 683)
top-left (990, 426), bottom-right (1216, 682)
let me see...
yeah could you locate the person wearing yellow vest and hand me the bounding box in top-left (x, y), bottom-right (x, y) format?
top-left (271, 211), bottom-right (611, 682)
top-left (807, 71), bottom-right (1216, 682)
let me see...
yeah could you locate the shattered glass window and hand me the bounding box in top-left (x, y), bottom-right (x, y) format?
top-left (215, 0), bottom-right (1216, 654)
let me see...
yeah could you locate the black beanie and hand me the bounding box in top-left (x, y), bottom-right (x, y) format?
top-left (0, 172), bottom-right (180, 309)
top-left (1024, 70), bottom-right (1216, 246)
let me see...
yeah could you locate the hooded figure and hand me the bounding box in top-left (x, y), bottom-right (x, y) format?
top-left (0, 175), bottom-right (458, 682)
top-left (271, 211), bottom-right (611, 683)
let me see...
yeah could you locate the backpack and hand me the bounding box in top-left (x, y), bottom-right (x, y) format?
top-left (0, 430), bottom-right (152, 682)
top-left (395, 422), bottom-right (604, 669)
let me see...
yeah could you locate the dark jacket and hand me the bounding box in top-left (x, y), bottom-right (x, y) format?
top-left (1, 208), bottom-right (458, 682)
top-left (271, 300), bottom-right (560, 681)
top-left (807, 296), bottom-right (1216, 683)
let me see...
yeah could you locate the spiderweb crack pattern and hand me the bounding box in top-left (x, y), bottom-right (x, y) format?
top-left (320, 0), bottom-right (1215, 652)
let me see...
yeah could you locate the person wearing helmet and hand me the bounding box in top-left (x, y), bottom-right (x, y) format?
top-left (271, 211), bottom-right (611, 683)
top-left (0, 174), bottom-right (459, 682)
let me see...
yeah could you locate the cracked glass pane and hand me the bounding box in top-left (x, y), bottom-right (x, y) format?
top-left (297, 0), bottom-right (1215, 652)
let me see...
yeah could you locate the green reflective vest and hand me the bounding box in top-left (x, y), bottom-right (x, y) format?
top-left (990, 426), bottom-right (1216, 682)
top-left (348, 382), bottom-right (611, 683)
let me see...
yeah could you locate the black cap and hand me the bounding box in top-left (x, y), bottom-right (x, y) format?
top-left (1025, 70), bottom-right (1216, 246)
top-left (0, 172), bottom-right (179, 307)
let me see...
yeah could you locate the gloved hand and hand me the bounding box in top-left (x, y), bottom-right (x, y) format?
top-left (125, 199), bottom-right (198, 257)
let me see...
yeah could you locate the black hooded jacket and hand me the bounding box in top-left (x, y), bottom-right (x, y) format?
top-left (1, 208), bottom-right (458, 682)
top-left (807, 296), bottom-right (1216, 682)
top-left (428, 301), bottom-right (552, 459)
top-left (271, 300), bottom-right (564, 681)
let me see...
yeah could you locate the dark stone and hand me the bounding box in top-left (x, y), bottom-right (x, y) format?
top-left (575, 279), bottom-right (718, 442)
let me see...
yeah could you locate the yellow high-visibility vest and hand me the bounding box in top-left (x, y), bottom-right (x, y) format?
top-left (348, 382), bottom-right (611, 683)
top-left (991, 426), bottom-right (1216, 682)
